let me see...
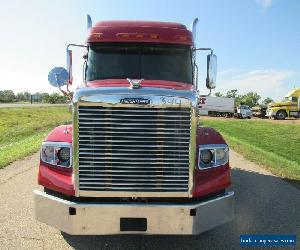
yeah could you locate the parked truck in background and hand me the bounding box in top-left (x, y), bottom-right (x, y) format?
top-left (34, 16), bottom-right (234, 235)
top-left (251, 105), bottom-right (267, 118)
top-left (197, 96), bottom-right (253, 119)
top-left (235, 105), bottom-right (252, 119)
top-left (266, 88), bottom-right (300, 120)
top-left (198, 96), bottom-right (234, 117)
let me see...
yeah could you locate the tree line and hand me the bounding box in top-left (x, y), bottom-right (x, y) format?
top-left (214, 89), bottom-right (274, 107)
top-left (0, 90), bottom-right (68, 104)
top-left (1, 89), bottom-right (273, 107)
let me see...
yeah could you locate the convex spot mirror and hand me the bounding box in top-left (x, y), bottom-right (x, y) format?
top-left (48, 67), bottom-right (69, 87)
top-left (206, 54), bottom-right (217, 89)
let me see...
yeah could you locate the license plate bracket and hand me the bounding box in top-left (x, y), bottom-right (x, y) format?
top-left (120, 218), bottom-right (147, 232)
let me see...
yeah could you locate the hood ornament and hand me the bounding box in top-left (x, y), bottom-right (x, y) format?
top-left (127, 78), bottom-right (143, 89)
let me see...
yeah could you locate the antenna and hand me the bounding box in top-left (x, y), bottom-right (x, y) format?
top-left (86, 14), bottom-right (92, 30)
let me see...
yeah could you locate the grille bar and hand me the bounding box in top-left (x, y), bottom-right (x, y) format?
top-left (79, 162), bottom-right (188, 165)
top-left (79, 118), bottom-right (191, 122)
top-left (79, 148), bottom-right (189, 152)
top-left (79, 127), bottom-right (189, 131)
top-left (79, 166), bottom-right (188, 170)
top-left (80, 187), bottom-right (188, 191)
top-left (79, 152), bottom-right (189, 156)
top-left (79, 140), bottom-right (189, 144)
top-left (78, 144), bottom-right (188, 148)
top-left (78, 108), bottom-right (188, 113)
top-left (79, 168), bottom-right (189, 173)
top-left (79, 134), bottom-right (188, 140)
top-left (78, 106), bottom-right (191, 192)
top-left (80, 182), bottom-right (188, 186)
top-left (79, 157), bottom-right (188, 161)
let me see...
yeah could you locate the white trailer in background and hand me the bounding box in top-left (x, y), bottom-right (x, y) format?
top-left (198, 96), bottom-right (235, 117)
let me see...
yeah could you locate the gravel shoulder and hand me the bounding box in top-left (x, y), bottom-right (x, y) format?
top-left (0, 151), bottom-right (299, 250)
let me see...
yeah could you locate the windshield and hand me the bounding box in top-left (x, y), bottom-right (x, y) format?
top-left (283, 96), bottom-right (298, 102)
top-left (86, 43), bottom-right (193, 84)
top-left (240, 105), bottom-right (250, 110)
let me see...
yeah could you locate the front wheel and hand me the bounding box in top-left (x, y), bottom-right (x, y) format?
top-left (276, 110), bottom-right (287, 120)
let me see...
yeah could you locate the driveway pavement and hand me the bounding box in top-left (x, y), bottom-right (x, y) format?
top-left (0, 151), bottom-right (299, 249)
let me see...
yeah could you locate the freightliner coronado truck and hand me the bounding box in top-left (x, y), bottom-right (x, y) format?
top-left (34, 16), bottom-right (234, 235)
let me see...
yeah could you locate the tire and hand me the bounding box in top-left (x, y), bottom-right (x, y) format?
top-left (276, 110), bottom-right (287, 120)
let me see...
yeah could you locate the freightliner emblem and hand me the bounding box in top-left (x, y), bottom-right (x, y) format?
top-left (120, 98), bottom-right (151, 105)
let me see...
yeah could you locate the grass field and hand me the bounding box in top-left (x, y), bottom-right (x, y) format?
top-left (202, 118), bottom-right (300, 181)
top-left (0, 106), bottom-right (71, 168)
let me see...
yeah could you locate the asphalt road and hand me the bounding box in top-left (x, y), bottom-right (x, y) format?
top-left (0, 151), bottom-right (299, 250)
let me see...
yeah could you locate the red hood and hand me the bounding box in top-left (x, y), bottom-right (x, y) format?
top-left (86, 79), bottom-right (193, 91)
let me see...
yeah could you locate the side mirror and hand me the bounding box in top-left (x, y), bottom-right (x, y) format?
top-left (48, 67), bottom-right (69, 87)
top-left (66, 49), bottom-right (73, 84)
top-left (206, 53), bottom-right (217, 89)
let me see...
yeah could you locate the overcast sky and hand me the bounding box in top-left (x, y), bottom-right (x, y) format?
top-left (0, 0), bottom-right (299, 100)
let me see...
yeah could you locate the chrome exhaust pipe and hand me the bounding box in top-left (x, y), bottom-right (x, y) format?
top-left (86, 14), bottom-right (92, 30)
top-left (191, 18), bottom-right (198, 46)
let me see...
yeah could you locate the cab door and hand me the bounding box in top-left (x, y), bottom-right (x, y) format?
top-left (289, 97), bottom-right (300, 117)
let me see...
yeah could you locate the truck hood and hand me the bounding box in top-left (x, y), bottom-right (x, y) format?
top-left (85, 79), bottom-right (194, 91)
top-left (269, 101), bottom-right (297, 108)
top-left (73, 80), bottom-right (198, 107)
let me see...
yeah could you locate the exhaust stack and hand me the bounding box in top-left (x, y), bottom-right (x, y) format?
top-left (191, 18), bottom-right (199, 46)
top-left (86, 14), bottom-right (92, 30)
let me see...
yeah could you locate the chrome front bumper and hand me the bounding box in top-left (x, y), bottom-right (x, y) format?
top-left (34, 190), bottom-right (234, 235)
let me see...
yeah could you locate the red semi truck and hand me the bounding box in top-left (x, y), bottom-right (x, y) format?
top-left (34, 16), bottom-right (234, 235)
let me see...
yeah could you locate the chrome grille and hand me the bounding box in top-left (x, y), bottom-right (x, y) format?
top-left (78, 106), bottom-right (191, 192)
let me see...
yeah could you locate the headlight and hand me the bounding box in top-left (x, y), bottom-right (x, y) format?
top-left (41, 142), bottom-right (72, 168)
top-left (198, 144), bottom-right (229, 169)
top-left (57, 147), bottom-right (71, 162)
top-left (200, 149), bottom-right (214, 164)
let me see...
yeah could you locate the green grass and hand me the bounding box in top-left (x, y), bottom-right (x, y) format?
top-left (201, 118), bottom-right (300, 181)
top-left (0, 107), bottom-right (71, 168)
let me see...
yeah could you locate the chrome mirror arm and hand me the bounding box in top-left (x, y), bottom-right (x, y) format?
top-left (193, 48), bottom-right (214, 54)
top-left (67, 44), bottom-right (88, 50)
